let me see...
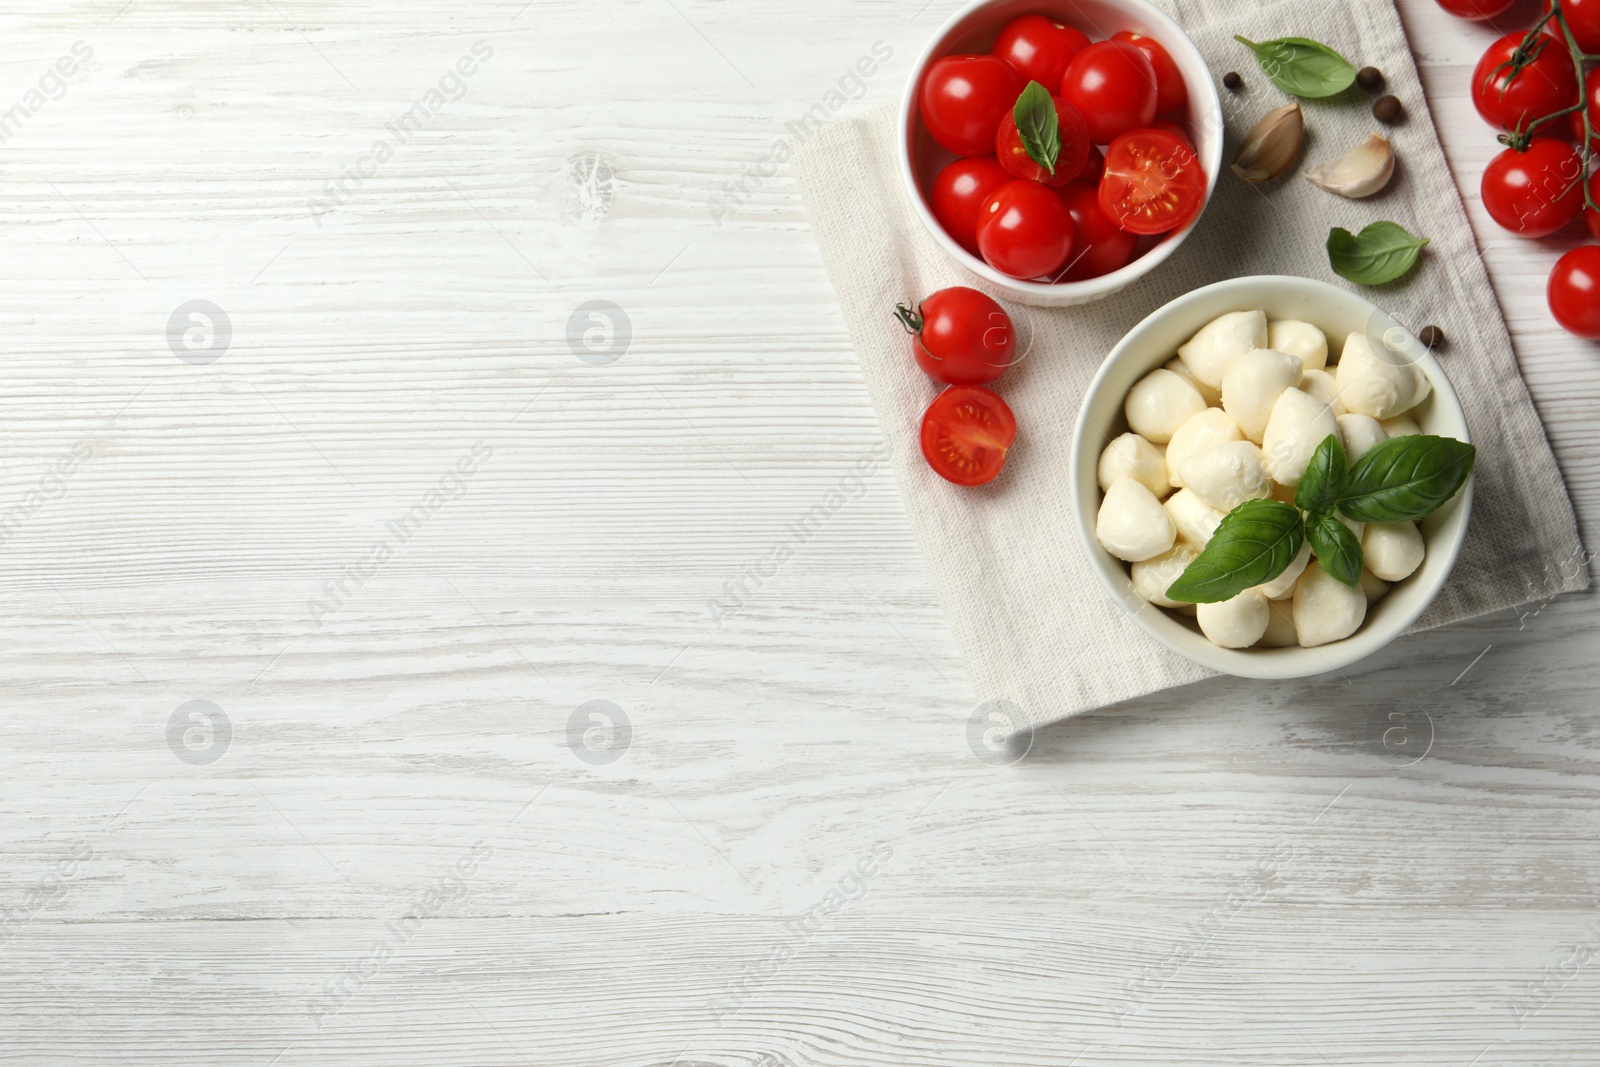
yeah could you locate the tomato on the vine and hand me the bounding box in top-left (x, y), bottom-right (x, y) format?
top-left (1111, 32), bottom-right (1188, 115)
top-left (1548, 246), bottom-right (1600, 340)
top-left (1054, 182), bottom-right (1138, 280)
top-left (920, 55), bottom-right (1025, 157)
top-left (1470, 32), bottom-right (1579, 134)
top-left (930, 156), bottom-right (1011, 254)
top-left (1060, 41), bottom-right (1159, 144)
top-left (1436, 0), bottom-right (1516, 19)
top-left (977, 179), bottom-right (1077, 279)
top-left (895, 287), bottom-right (1016, 385)
top-left (1572, 67), bottom-right (1600, 150)
top-left (995, 91), bottom-right (1091, 185)
top-left (992, 14), bottom-right (1089, 89)
top-left (920, 385), bottom-right (1018, 486)
top-left (1099, 128), bottom-right (1207, 235)
top-left (1481, 139), bottom-right (1585, 237)
top-left (1549, 0), bottom-right (1600, 53)
top-left (1586, 172), bottom-right (1600, 240)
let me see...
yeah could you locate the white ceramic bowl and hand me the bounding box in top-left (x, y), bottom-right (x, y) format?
top-left (899, 0), bottom-right (1224, 308)
top-left (1070, 276), bottom-right (1474, 680)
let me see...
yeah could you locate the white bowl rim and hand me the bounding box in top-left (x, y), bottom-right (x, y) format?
top-left (896, 0), bottom-right (1226, 301)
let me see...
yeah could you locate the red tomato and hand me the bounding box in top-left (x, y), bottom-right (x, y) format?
top-left (1548, 246), bottom-right (1600, 340)
top-left (1572, 68), bottom-right (1599, 150)
top-left (1099, 128), bottom-right (1208, 235)
top-left (1549, 0), bottom-right (1600, 53)
top-left (920, 385), bottom-right (1018, 486)
top-left (1436, 0), bottom-right (1516, 18)
top-left (1480, 139), bottom-right (1585, 237)
top-left (1150, 118), bottom-right (1195, 151)
top-left (1586, 172), bottom-right (1600, 240)
top-left (1081, 144), bottom-right (1106, 182)
top-left (1470, 32), bottom-right (1578, 134)
top-left (1054, 182), bottom-right (1139, 280)
top-left (1112, 32), bottom-right (1188, 115)
top-left (976, 179), bottom-right (1076, 279)
top-left (895, 287), bottom-right (1016, 385)
top-left (992, 14), bottom-right (1090, 89)
top-left (995, 92), bottom-right (1091, 186)
top-left (930, 156), bottom-right (1011, 254)
top-left (920, 55), bottom-right (1025, 157)
top-left (1060, 41), bottom-right (1159, 145)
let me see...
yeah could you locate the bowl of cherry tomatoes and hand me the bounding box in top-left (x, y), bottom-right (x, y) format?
top-left (899, 0), bottom-right (1224, 307)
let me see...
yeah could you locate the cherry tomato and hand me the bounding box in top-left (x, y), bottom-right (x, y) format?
top-left (1470, 32), bottom-right (1578, 134)
top-left (995, 91), bottom-right (1091, 185)
top-left (1111, 32), bottom-right (1188, 115)
top-left (1549, 0), bottom-right (1600, 53)
top-left (920, 385), bottom-right (1018, 486)
top-left (1548, 246), bottom-right (1600, 340)
top-left (1435, 0), bottom-right (1516, 18)
top-left (1081, 144), bottom-right (1106, 182)
top-left (895, 287), bottom-right (1016, 385)
top-left (992, 14), bottom-right (1090, 89)
top-left (1060, 41), bottom-right (1159, 145)
top-left (930, 156), bottom-right (1011, 255)
top-left (1480, 139), bottom-right (1584, 237)
top-left (920, 55), bottom-right (1025, 157)
top-left (1150, 117), bottom-right (1195, 151)
top-left (1572, 67), bottom-right (1599, 150)
top-left (1054, 182), bottom-right (1139, 280)
top-left (1099, 128), bottom-right (1208, 235)
top-left (976, 179), bottom-right (1076, 279)
top-left (1585, 172), bottom-right (1600, 240)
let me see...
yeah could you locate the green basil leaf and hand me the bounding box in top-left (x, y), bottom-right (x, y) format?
top-left (1013, 80), bottom-right (1060, 175)
top-left (1336, 434), bottom-right (1476, 523)
top-left (1234, 35), bottom-right (1358, 98)
top-left (1166, 499), bottom-right (1305, 604)
top-left (1327, 221), bottom-right (1431, 286)
top-left (1295, 434), bottom-right (1348, 513)
top-left (1306, 508), bottom-right (1363, 586)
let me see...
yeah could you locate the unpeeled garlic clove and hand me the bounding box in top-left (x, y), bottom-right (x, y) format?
top-left (1230, 101), bottom-right (1303, 183)
top-left (1305, 133), bottom-right (1395, 198)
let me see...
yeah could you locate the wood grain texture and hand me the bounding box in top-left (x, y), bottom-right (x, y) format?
top-left (0, 0), bottom-right (1596, 1063)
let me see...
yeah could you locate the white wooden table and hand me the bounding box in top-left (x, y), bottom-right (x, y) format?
top-left (2, 1), bottom-right (1596, 1063)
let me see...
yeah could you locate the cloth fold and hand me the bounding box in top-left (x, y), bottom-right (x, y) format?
top-left (793, 0), bottom-right (1587, 731)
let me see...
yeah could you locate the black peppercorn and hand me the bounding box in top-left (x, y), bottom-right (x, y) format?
top-left (1418, 325), bottom-right (1445, 350)
top-left (1373, 94), bottom-right (1404, 124)
top-left (1356, 66), bottom-right (1385, 92)
top-left (1223, 71), bottom-right (1244, 90)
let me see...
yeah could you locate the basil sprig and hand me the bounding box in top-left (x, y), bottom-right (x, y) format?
top-left (1013, 81), bottom-right (1060, 175)
top-left (1166, 433), bottom-right (1474, 603)
top-left (1234, 35), bottom-right (1357, 98)
top-left (1327, 222), bottom-right (1431, 286)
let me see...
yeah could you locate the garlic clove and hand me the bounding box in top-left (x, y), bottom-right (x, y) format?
top-left (1305, 134), bottom-right (1395, 198)
top-left (1230, 101), bottom-right (1304, 184)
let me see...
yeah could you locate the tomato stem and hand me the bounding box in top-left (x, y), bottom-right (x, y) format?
top-left (1511, 2), bottom-right (1596, 212)
top-left (893, 302), bottom-right (924, 335)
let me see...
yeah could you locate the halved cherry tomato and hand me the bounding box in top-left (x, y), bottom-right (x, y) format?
top-left (992, 14), bottom-right (1090, 89)
top-left (1470, 32), bottom-right (1578, 135)
top-left (920, 55), bottom-right (1025, 157)
top-left (1548, 246), bottom-right (1600, 340)
top-left (920, 385), bottom-right (1018, 486)
top-left (1060, 41), bottom-right (1158, 144)
top-left (1055, 182), bottom-right (1139, 280)
top-left (1098, 128), bottom-right (1207, 235)
top-left (895, 286), bottom-right (1016, 385)
top-left (1112, 32), bottom-right (1188, 116)
top-left (930, 156), bottom-right (1011, 254)
top-left (977, 179), bottom-right (1076, 279)
top-left (995, 91), bottom-right (1091, 186)
top-left (1481, 138), bottom-right (1584, 237)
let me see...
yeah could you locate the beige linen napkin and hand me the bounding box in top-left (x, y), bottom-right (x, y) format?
top-left (793, 0), bottom-right (1588, 732)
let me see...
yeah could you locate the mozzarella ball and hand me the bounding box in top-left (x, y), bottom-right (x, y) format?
top-left (1380, 414), bottom-right (1421, 438)
top-left (1125, 369), bottom-right (1207, 444)
top-left (1198, 588), bottom-right (1270, 648)
top-left (1359, 568), bottom-right (1391, 604)
top-left (1256, 598), bottom-right (1299, 647)
top-left (1256, 539), bottom-right (1312, 600)
top-left (1300, 369), bottom-right (1346, 417)
top-left (1163, 489), bottom-right (1226, 548)
top-left (1097, 479), bottom-right (1176, 562)
top-left (1267, 320), bottom-right (1329, 371)
top-left (1293, 562), bottom-right (1367, 647)
top-left (1131, 542), bottom-right (1198, 608)
top-left (1177, 310), bottom-right (1268, 389)
top-left (1261, 388), bottom-right (1342, 486)
top-left (1164, 356), bottom-right (1222, 406)
top-left (1334, 331), bottom-right (1432, 419)
top-left (1165, 408), bottom-right (1243, 487)
top-left (1336, 414), bottom-right (1387, 461)
top-left (1362, 520), bottom-right (1425, 581)
top-left (1097, 432), bottom-right (1171, 498)
top-left (1223, 348), bottom-right (1304, 443)
top-left (1176, 441), bottom-right (1271, 513)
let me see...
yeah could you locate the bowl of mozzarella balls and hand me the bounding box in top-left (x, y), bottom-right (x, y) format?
top-left (1071, 276), bottom-right (1474, 680)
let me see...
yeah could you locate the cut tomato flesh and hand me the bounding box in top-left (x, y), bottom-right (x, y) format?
top-left (920, 385), bottom-right (1018, 486)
